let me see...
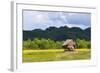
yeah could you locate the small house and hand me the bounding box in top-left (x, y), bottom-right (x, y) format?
top-left (62, 39), bottom-right (76, 51)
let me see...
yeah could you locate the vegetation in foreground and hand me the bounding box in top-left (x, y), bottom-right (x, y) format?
top-left (23, 38), bottom-right (91, 62)
top-left (23, 38), bottom-right (91, 50)
top-left (23, 49), bottom-right (91, 62)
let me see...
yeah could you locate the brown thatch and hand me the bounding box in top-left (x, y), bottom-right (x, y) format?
top-left (62, 39), bottom-right (76, 51)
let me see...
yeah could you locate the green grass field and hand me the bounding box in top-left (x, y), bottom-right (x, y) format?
top-left (23, 49), bottom-right (91, 62)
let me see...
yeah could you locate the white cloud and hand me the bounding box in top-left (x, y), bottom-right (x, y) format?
top-left (64, 24), bottom-right (90, 29)
top-left (23, 11), bottom-right (90, 30)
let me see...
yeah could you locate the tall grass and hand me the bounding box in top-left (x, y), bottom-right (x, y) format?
top-left (23, 49), bottom-right (91, 62)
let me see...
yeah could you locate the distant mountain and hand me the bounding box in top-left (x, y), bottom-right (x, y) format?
top-left (23, 26), bottom-right (91, 41)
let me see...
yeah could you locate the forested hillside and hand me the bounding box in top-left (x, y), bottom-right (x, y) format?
top-left (23, 26), bottom-right (91, 41)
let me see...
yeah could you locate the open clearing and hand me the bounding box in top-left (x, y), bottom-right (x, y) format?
top-left (23, 49), bottom-right (91, 62)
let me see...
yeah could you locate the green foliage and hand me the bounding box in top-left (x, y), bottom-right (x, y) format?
top-left (23, 26), bottom-right (91, 41)
top-left (23, 39), bottom-right (39, 49)
top-left (55, 41), bottom-right (63, 49)
top-left (76, 39), bottom-right (91, 49)
top-left (23, 38), bottom-right (91, 50)
top-left (23, 39), bottom-right (31, 49)
top-left (23, 38), bottom-right (63, 50)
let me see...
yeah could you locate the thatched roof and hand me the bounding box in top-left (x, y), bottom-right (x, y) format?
top-left (62, 39), bottom-right (75, 46)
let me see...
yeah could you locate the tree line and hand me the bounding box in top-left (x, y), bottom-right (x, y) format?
top-left (23, 26), bottom-right (91, 41)
top-left (23, 38), bottom-right (91, 50)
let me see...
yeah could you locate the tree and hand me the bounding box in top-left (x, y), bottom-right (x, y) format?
top-left (76, 39), bottom-right (90, 49)
top-left (23, 26), bottom-right (91, 41)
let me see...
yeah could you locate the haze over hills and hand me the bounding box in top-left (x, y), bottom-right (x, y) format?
top-left (23, 26), bottom-right (91, 41)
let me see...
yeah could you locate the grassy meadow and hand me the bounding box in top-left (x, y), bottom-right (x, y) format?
top-left (23, 38), bottom-right (91, 62)
top-left (23, 49), bottom-right (91, 62)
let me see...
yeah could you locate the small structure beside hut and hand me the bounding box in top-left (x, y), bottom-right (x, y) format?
top-left (62, 39), bottom-right (76, 51)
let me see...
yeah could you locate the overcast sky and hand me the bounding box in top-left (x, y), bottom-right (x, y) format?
top-left (23, 10), bottom-right (91, 30)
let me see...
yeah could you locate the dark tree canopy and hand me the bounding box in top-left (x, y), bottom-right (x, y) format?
top-left (23, 26), bottom-right (91, 41)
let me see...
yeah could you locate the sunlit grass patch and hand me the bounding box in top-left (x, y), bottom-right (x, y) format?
top-left (23, 49), bottom-right (64, 54)
top-left (23, 49), bottom-right (91, 62)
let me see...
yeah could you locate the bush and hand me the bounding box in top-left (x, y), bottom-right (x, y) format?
top-left (23, 38), bottom-right (63, 49)
top-left (55, 41), bottom-right (63, 49)
top-left (76, 39), bottom-right (91, 49)
top-left (23, 39), bottom-right (32, 49)
top-left (23, 38), bottom-right (91, 50)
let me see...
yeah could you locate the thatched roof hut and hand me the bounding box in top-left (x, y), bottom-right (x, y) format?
top-left (62, 39), bottom-right (76, 51)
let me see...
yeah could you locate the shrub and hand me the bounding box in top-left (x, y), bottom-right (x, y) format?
top-left (23, 38), bottom-right (91, 50)
top-left (23, 39), bottom-right (32, 49)
top-left (23, 38), bottom-right (63, 49)
top-left (76, 39), bottom-right (91, 49)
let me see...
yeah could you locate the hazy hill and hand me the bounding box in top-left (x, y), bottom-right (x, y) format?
top-left (23, 26), bottom-right (91, 41)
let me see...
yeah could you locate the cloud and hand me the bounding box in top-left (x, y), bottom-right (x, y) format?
top-left (23, 11), bottom-right (91, 30)
top-left (64, 24), bottom-right (90, 29)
